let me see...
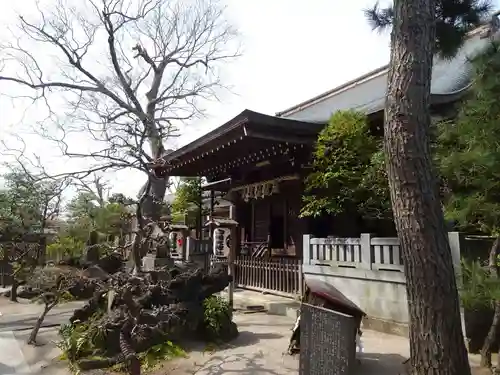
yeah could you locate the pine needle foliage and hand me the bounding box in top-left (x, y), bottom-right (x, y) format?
top-left (436, 42), bottom-right (500, 235)
top-left (364, 0), bottom-right (492, 59)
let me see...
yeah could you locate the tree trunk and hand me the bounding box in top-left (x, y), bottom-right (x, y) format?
top-left (481, 301), bottom-right (500, 368)
top-left (385, 0), bottom-right (471, 374)
top-left (141, 176), bottom-right (169, 221)
top-left (85, 230), bottom-right (100, 264)
top-left (496, 346), bottom-right (500, 374)
top-left (130, 176), bottom-right (168, 274)
top-left (480, 237), bottom-right (500, 367)
top-left (10, 278), bottom-right (18, 302)
top-left (28, 304), bottom-right (51, 345)
top-left (130, 230), bottom-right (143, 275)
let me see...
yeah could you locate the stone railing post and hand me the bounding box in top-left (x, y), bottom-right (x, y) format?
top-left (447, 231), bottom-right (467, 341)
top-left (447, 232), bottom-right (463, 277)
top-left (360, 233), bottom-right (372, 270)
top-left (303, 234), bottom-right (311, 265)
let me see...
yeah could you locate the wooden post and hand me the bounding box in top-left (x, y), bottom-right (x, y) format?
top-left (209, 189), bottom-right (215, 243)
top-left (228, 205), bottom-right (237, 309)
top-left (298, 262), bottom-right (304, 297)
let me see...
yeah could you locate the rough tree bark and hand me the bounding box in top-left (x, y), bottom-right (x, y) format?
top-left (384, 0), bottom-right (471, 374)
top-left (480, 237), bottom-right (500, 368)
top-left (28, 293), bottom-right (59, 345)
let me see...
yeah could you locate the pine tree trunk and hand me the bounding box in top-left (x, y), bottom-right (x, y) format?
top-left (496, 346), bottom-right (500, 374)
top-left (385, 0), bottom-right (471, 374)
top-left (480, 237), bottom-right (500, 367)
top-left (481, 301), bottom-right (500, 367)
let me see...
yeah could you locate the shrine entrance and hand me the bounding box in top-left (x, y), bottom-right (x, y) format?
top-left (157, 109), bottom-right (321, 296)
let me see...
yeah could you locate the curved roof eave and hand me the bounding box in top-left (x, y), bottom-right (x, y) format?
top-left (162, 109), bottom-right (324, 164)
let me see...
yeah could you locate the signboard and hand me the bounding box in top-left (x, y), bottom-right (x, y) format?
top-left (299, 303), bottom-right (357, 375)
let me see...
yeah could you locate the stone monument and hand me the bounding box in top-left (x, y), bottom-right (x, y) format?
top-left (299, 303), bottom-right (357, 375)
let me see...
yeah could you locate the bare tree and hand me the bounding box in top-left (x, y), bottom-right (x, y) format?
top-left (0, 0), bottom-right (240, 222)
top-left (73, 174), bottom-right (110, 209)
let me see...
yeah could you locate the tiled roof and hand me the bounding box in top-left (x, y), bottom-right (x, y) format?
top-left (277, 26), bottom-right (493, 123)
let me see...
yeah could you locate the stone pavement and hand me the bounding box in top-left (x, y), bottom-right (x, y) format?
top-left (0, 295), bottom-right (487, 375)
top-left (0, 330), bottom-right (32, 375)
top-left (0, 299), bottom-right (84, 333)
top-left (152, 312), bottom-right (411, 375)
top-left (0, 298), bottom-right (81, 375)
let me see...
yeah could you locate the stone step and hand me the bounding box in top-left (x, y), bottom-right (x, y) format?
top-left (220, 288), bottom-right (300, 319)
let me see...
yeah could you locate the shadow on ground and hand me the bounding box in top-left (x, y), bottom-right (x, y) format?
top-left (236, 321), bottom-right (293, 329)
top-left (188, 351), bottom-right (296, 375)
top-left (226, 331), bottom-right (285, 348)
top-left (177, 330), bottom-right (287, 354)
top-left (356, 352), bottom-right (407, 375)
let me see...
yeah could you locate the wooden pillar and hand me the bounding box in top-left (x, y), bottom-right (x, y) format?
top-left (209, 189), bottom-right (215, 241)
top-left (197, 187), bottom-right (203, 239)
top-left (210, 189), bottom-right (215, 216)
top-left (228, 205), bottom-right (237, 309)
top-left (283, 198), bottom-right (288, 253)
top-left (250, 200), bottom-right (255, 241)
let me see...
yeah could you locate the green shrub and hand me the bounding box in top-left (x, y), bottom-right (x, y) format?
top-left (47, 236), bottom-right (85, 261)
top-left (301, 110), bottom-right (391, 220)
top-left (57, 307), bottom-right (186, 373)
top-left (202, 295), bottom-right (232, 339)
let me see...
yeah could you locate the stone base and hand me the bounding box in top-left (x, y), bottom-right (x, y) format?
top-left (142, 256), bottom-right (173, 271)
top-left (361, 316), bottom-right (409, 337)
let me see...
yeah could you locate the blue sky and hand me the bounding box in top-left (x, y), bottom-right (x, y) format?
top-left (1, 0), bottom-right (484, 199)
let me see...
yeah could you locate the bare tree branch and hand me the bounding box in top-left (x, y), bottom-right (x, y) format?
top-left (0, 0), bottom-right (240, 219)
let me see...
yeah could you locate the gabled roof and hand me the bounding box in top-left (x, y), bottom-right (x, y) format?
top-left (159, 109), bottom-right (323, 176)
top-left (164, 109), bottom-right (323, 162)
top-left (277, 25), bottom-right (493, 122)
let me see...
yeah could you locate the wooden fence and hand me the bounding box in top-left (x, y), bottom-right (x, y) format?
top-left (234, 256), bottom-right (302, 297)
top-left (185, 235), bottom-right (302, 298)
top-left (207, 254), bottom-right (302, 298)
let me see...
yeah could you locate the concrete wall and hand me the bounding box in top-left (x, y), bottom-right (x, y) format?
top-left (302, 233), bottom-right (463, 329)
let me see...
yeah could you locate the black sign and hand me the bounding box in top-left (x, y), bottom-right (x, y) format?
top-left (299, 303), bottom-right (356, 375)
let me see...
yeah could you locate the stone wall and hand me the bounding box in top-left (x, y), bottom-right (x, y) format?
top-left (302, 233), bottom-right (464, 335)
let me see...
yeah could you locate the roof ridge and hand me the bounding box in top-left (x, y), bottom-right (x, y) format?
top-left (276, 22), bottom-right (492, 118)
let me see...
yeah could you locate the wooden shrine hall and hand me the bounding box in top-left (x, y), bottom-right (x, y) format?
top-left (159, 109), bottom-right (324, 259)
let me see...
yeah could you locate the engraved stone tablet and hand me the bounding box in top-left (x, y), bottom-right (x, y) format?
top-left (299, 303), bottom-right (356, 375)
